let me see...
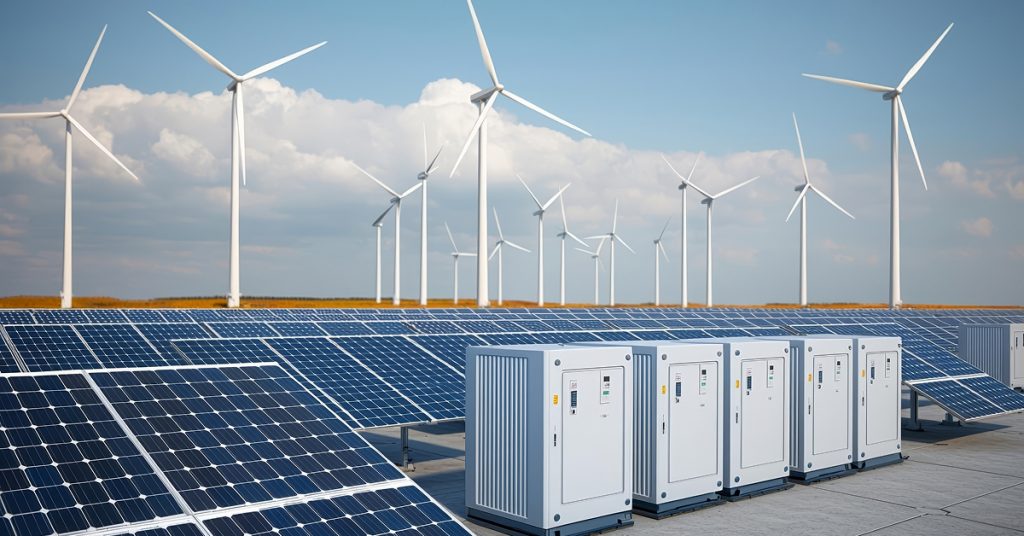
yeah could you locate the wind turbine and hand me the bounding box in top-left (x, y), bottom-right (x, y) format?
top-left (575, 237), bottom-right (607, 306)
top-left (149, 11), bottom-right (325, 308)
top-left (586, 200), bottom-right (634, 306)
top-left (662, 153), bottom-right (702, 308)
top-left (352, 163), bottom-right (423, 306)
top-left (556, 196), bottom-right (588, 306)
top-left (445, 222), bottom-right (477, 305)
top-left (0, 25), bottom-right (139, 309)
top-left (787, 114), bottom-right (855, 307)
top-left (518, 175), bottom-right (570, 306)
top-left (417, 127), bottom-right (445, 306)
top-left (695, 176), bottom-right (760, 307)
top-left (370, 204), bottom-right (393, 304)
top-left (652, 219), bottom-right (671, 306)
top-left (803, 23), bottom-right (953, 308)
top-left (449, 0), bottom-right (591, 307)
top-left (489, 208), bottom-right (530, 306)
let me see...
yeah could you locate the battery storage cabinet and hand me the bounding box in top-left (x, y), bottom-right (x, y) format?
top-left (575, 340), bottom-right (725, 518)
top-left (678, 338), bottom-right (791, 499)
top-left (465, 344), bottom-right (635, 536)
top-left (770, 336), bottom-right (856, 483)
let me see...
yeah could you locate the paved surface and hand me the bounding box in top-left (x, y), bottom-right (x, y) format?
top-left (361, 389), bottom-right (1024, 535)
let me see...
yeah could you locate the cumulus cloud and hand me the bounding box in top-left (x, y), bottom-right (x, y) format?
top-left (151, 129), bottom-right (217, 178)
top-left (961, 217), bottom-right (994, 238)
top-left (938, 159), bottom-right (1024, 200)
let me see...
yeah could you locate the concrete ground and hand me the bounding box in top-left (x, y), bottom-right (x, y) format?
top-left (361, 390), bottom-right (1024, 535)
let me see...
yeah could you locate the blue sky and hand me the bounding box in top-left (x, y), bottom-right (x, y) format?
top-left (0, 1), bottom-right (1021, 305)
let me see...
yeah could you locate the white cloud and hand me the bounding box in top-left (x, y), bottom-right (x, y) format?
top-left (961, 217), bottom-right (994, 238)
top-left (151, 128), bottom-right (217, 178)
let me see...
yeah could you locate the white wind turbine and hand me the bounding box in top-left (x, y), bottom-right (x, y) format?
top-left (149, 11), bottom-right (325, 308)
top-left (575, 237), bottom-right (607, 306)
top-left (0, 25), bottom-right (139, 309)
top-left (555, 196), bottom-right (588, 306)
top-left (489, 208), bottom-right (530, 306)
top-left (417, 127), bottom-right (445, 306)
top-left (787, 114), bottom-right (855, 307)
top-left (662, 153), bottom-right (702, 308)
top-left (586, 200), bottom-right (634, 306)
top-left (449, 0), bottom-right (591, 307)
top-left (445, 222), bottom-right (477, 304)
top-left (518, 175), bottom-right (570, 306)
top-left (370, 204), bottom-right (393, 304)
top-left (652, 219), bottom-right (671, 306)
top-left (352, 163), bottom-right (423, 306)
top-left (694, 176), bottom-right (760, 307)
top-left (803, 23), bottom-right (953, 308)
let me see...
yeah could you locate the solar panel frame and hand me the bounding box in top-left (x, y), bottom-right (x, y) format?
top-left (205, 322), bottom-right (280, 338)
top-left (267, 322), bottom-right (328, 337)
top-left (3, 325), bottom-right (101, 372)
top-left (170, 338), bottom-right (280, 365)
top-left (134, 323), bottom-right (213, 359)
top-left (74, 324), bottom-right (169, 369)
top-left (316, 321), bottom-right (374, 336)
top-left (908, 379), bottom-right (1004, 421)
top-left (406, 334), bottom-right (487, 374)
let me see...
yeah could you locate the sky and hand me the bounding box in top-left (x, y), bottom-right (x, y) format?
top-left (0, 0), bottom-right (1021, 306)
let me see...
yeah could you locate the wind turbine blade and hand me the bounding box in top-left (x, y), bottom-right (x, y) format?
top-left (0, 112), bottom-right (62, 120)
top-left (489, 243), bottom-right (500, 260)
top-left (584, 235), bottom-right (609, 241)
top-left (792, 112), bottom-right (810, 184)
top-left (64, 115), bottom-right (139, 181)
top-left (422, 124), bottom-right (428, 170)
top-left (372, 203), bottom-right (394, 227)
top-left (897, 97), bottom-right (928, 190)
top-left (505, 240), bottom-right (530, 253)
top-left (517, 174), bottom-right (543, 208)
top-left (463, 253), bottom-right (478, 257)
top-left (661, 153), bottom-right (686, 180)
top-left (235, 85), bottom-right (247, 186)
top-left (897, 23), bottom-right (954, 92)
top-left (810, 185), bottom-right (855, 219)
top-left (67, 25), bottom-right (106, 110)
top-left (351, 161), bottom-right (400, 197)
top-left (686, 153), bottom-right (701, 182)
top-left (565, 230), bottom-right (588, 247)
top-left (465, 0), bottom-right (499, 87)
top-left (659, 242), bottom-right (670, 262)
top-left (616, 235), bottom-right (636, 254)
top-left (595, 236), bottom-right (607, 255)
top-left (541, 183), bottom-right (571, 211)
top-left (558, 196), bottom-right (568, 230)
top-left (425, 143), bottom-right (445, 175)
top-left (714, 176), bottom-right (760, 199)
top-left (662, 153), bottom-right (711, 197)
top-left (148, 12), bottom-right (239, 80)
top-left (574, 247), bottom-right (595, 255)
top-left (801, 73), bottom-right (893, 93)
top-left (399, 182), bottom-right (423, 198)
top-left (657, 218), bottom-right (671, 241)
top-left (492, 207), bottom-right (504, 239)
top-left (785, 184), bottom-right (810, 222)
top-left (501, 89), bottom-right (591, 137)
top-left (612, 199), bottom-right (619, 234)
top-left (240, 41), bottom-right (326, 81)
top-left (444, 222), bottom-right (458, 251)
top-left (449, 90), bottom-right (498, 177)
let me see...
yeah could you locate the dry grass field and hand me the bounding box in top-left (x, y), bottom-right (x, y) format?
top-left (0, 295), bottom-right (1018, 309)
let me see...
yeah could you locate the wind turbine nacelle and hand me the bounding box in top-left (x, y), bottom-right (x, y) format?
top-left (882, 90), bottom-right (900, 101)
top-left (795, 185), bottom-right (805, 192)
top-left (470, 85), bottom-right (502, 103)
top-left (417, 172), bottom-right (428, 181)
top-left (700, 198), bottom-right (712, 206)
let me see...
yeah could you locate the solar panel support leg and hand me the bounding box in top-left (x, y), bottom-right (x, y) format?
top-left (401, 426), bottom-right (415, 472)
top-left (905, 390), bottom-right (924, 432)
top-left (940, 412), bottom-right (960, 426)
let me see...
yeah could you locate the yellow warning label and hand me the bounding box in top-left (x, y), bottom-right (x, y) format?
top-left (808, 373), bottom-right (813, 382)
top-left (860, 369), bottom-right (866, 377)
top-left (553, 394), bottom-right (559, 405)
top-left (735, 379), bottom-right (740, 389)
top-left (661, 385), bottom-right (667, 395)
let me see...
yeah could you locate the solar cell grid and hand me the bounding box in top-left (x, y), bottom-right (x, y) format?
top-left (365, 322), bottom-right (416, 335)
top-left (910, 380), bottom-right (1003, 421)
top-left (456, 320), bottom-right (507, 333)
top-left (4, 325), bottom-right (99, 372)
top-left (407, 334), bottom-right (487, 373)
top-left (666, 329), bottom-right (711, 340)
top-left (170, 339), bottom-right (279, 366)
top-left (0, 310), bottom-right (34, 324)
top-left (703, 328), bottom-right (753, 338)
top-left (0, 336), bottom-right (21, 372)
top-left (156, 311), bottom-right (191, 323)
top-left (123, 310), bottom-right (167, 323)
top-left (265, 337), bottom-right (430, 428)
top-left (32, 310), bottom-right (89, 324)
top-left (479, 333), bottom-right (543, 345)
top-left (0, 372), bottom-right (183, 535)
top-left (105, 522), bottom-right (206, 536)
top-left (593, 331), bottom-right (642, 341)
top-left (268, 322), bottom-right (328, 337)
top-left (75, 324), bottom-right (168, 369)
top-left (628, 330), bottom-right (673, 341)
top-left (83, 310), bottom-right (130, 323)
top-left (331, 337), bottom-right (464, 421)
top-left (206, 322), bottom-right (279, 338)
top-left (317, 321), bottom-right (374, 336)
top-left (184, 310), bottom-right (225, 322)
top-left (405, 321), bottom-right (464, 335)
top-left (91, 364), bottom-right (403, 512)
top-left (134, 324), bottom-right (212, 358)
top-left (958, 376), bottom-right (1024, 412)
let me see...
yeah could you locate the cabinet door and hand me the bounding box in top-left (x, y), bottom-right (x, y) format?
top-left (812, 354), bottom-right (850, 455)
top-left (740, 358), bottom-right (786, 468)
top-left (561, 367), bottom-right (625, 504)
top-left (865, 352), bottom-right (898, 445)
top-left (668, 362), bottom-right (719, 482)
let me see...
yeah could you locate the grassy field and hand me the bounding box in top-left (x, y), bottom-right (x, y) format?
top-left (0, 296), bottom-right (1018, 309)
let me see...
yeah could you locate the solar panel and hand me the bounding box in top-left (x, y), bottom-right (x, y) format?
top-left (83, 310), bottom-right (130, 323)
top-left (331, 337), bottom-right (464, 421)
top-left (134, 324), bottom-right (212, 358)
top-left (32, 310), bottom-right (89, 324)
top-left (90, 364), bottom-right (404, 512)
top-left (908, 379), bottom-right (1004, 421)
top-left (479, 333), bottom-right (543, 345)
top-left (185, 310), bottom-right (229, 322)
top-left (317, 321), bottom-right (374, 336)
top-left (0, 310), bottom-right (34, 324)
top-left (666, 329), bottom-right (711, 340)
top-left (703, 328), bottom-right (753, 338)
top-left (0, 373), bottom-right (184, 535)
top-left (957, 376), bottom-right (1024, 412)
top-left (592, 330), bottom-right (642, 341)
top-left (156, 311), bottom-right (191, 323)
top-left (265, 338), bottom-right (431, 429)
top-left (365, 322), bottom-right (415, 335)
top-left (123, 310), bottom-right (167, 323)
top-left (206, 322), bottom-right (279, 338)
top-left (268, 322), bottom-right (327, 337)
top-left (170, 339), bottom-right (279, 365)
top-left (202, 484), bottom-right (471, 536)
top-left (105, 522), bottom-right (205, 536)
top-left (0, 336), bottom-right (21, 372)
top-left (745, 327), bottom-right (791, 337)
top-left (629, 330), bottom-right (674, 341)
top-left (533, 331), bottom-right (603, 344)
top-left (407, 334), bottom-right (486, 373)
top-left (511, 320), bottom-right (555, 332)
top-left (3, 325), bottom-right (99, 371)
top-left (453, 320), bottom-right (505, 333)
top-left (405, 320), bottom-right (464, 335)
top-left (75, 324), bottom-right (168, 368)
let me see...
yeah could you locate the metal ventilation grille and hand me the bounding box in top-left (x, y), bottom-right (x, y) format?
top-left (473, 354), bottom-right (528, 518)
top-left (633, 352), bottom-right (654, 498)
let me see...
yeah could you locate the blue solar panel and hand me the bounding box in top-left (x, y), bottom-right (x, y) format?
top-left (331, 337), bottom-right (464, 421)
top-left (910, 380), bottom-right (1004, 421)
top-left (666, 329), bottom-right (711, 340)
top-left (170, 339), bottom-right (278, 365)
top-left (134, 323), bottom-right (212, 358)
top-left (0, 373), bottom-right (183, 535)
top-left (511, 320), bottom-right (555, 332)
top-left (479, 333), bottom-right (543, 345)
top-left (206, 322), bottom-right (279, 338)
top-left (106, 522), bottom-right (205, 536)
top-left (533, 331), bottom-right (603, 344)
top-left (745, 327), bottom-right (791, 337)
top-left (899, 354), bottom-right (940, 382)
top-left (405, 320), bottom-right (464, 335)
top-left (0, 310), bottom-right (34, 324)
top-left (317, 321), bottom-right (374, 336)
top-left (32, 310), bottom-right (89, 324)
top-left (407, 334), bottom-right (486, 373)
top-left (958, 376), bottom-right (1024, 412)
top-left (122, 310), bottom-right (167, 323)
top-left (75, 324), bottom-right (169, 368)
top-left (365, 322), bottom-right (415, 335)
top-left (268, 322), bottom-right (327, 337)
top-left (703, 328), bottom-right (753, 338)
top-left (185, 310), bottom-right (230, 322)
top-left (83, 310), bottom-right (129, 323)
top-left (157, 310), bottom-right (191, 322)
top-left (593, 330), bottom-right (642, 341)
top-left (202, 484), bottom-right (471, 536)
top-left (455, 320), bottom-right (506, 333)
top-left (265, 338), bottom-right (431, 428)
top-left (91, 364), bottom-right (403, 512)
top-left (629, 330), bottom-right (673, 341)
top-left (4, 325), bottom-right (99, 371)
top-left (0, 336), bottom-right (21, 372)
